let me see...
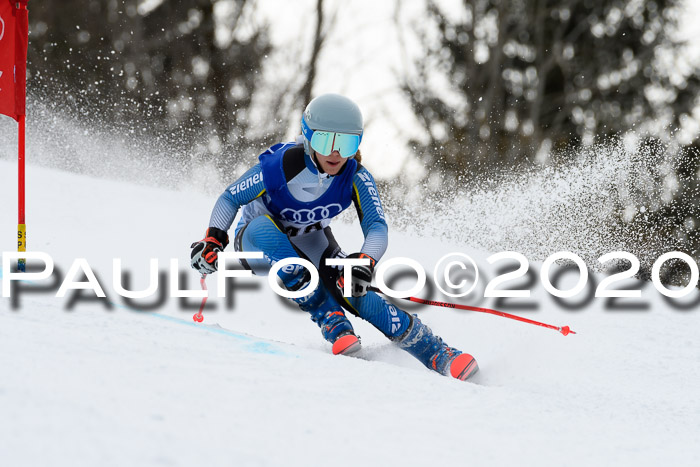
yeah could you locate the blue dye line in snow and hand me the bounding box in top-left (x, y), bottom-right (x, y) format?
top-left (0, 265), bottom-right (293, 357)
top-left (137, 309), bottom-right (292, 357)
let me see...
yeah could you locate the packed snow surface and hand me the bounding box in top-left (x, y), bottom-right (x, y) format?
top-left (1, 160), bottom-right (699, 467)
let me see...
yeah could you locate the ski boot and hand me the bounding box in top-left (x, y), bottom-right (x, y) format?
top-left (309, 309), bottom-right (361, 356)
top-left (286, 270), bottom-right (361, 356)
top-left (395, 314), bottom-right (478, 381)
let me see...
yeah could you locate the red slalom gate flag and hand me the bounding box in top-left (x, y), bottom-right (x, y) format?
top-left (0, 0), bottom-right (28, 121)
top-left (1, 0), bottom-right (29, 272)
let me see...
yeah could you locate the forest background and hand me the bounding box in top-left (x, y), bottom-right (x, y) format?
top-left (7, 0), bottom-right (700, 284)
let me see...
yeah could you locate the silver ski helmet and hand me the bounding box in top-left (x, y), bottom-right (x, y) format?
top-left (301, 93), bottom-right (363, 158)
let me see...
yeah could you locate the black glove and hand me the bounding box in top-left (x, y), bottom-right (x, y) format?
top-left (336, 252), bottom-right (376, 297)
top-left (190, 227), bottom-right (229, 274)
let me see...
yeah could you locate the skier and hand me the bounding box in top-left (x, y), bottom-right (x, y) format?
top-left (190, 93), bottom-right (478, 381)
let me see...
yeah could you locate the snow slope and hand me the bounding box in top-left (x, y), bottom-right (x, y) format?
top-left (1, 160), bottom-right (699, 467)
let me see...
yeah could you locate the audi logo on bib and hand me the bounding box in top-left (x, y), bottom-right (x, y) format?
top-left (280, 204), bottom-right (343, 224)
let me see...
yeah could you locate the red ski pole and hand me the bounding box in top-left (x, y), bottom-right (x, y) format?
top-left (369, 286), bottom-right (575, 336)
top-left (193, 274), bottom-right (208, 323)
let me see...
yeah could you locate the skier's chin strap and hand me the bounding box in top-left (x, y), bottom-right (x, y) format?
top-left (307, 151), bottom-right (329, 187)
top-left (310, 152), bottom-right (325, 172)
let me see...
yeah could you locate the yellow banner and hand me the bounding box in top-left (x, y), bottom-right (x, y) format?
top-left (18, 224), bottom-right (26, 252)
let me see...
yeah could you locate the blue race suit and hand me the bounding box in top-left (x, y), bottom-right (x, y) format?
top-left (207, 142), bottom-right (467, 376)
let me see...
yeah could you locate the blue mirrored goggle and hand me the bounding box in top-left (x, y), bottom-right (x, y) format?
top-left (301, 117), bottom-right (361, 158)
top-left (310, 131), bottom-right (361, 158)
